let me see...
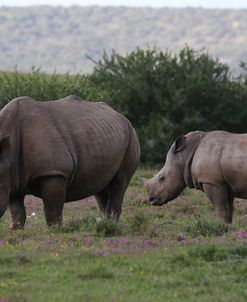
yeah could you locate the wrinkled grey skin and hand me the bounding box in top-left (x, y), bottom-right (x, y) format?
top-left (0, 95), bottom-right (140, 229)
top-left (145, 130), bottom-right (247, 223)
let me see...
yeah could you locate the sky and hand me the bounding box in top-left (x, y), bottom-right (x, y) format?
top-left (0, 0), bottom-right (247, 9)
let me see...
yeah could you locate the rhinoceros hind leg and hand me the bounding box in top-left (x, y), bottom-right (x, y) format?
top-left (95, 187), bottom-right (111, 216)
top-left (40, 176), bottom-right (67, 226)
top-left (96, 128), bottom-right (139, 221)
top-left (106, 174), bottom-right (127, 221)
top-left (202, 183), bottom-right (234, 223)
top-left (94, 162), bottom-right (135, 221)
top-left (9, 199), bottom-right (26, 230)
top-left (95, 182), bottom-right (123, 220)
top-left (107, 155), bottom-right (139, 220)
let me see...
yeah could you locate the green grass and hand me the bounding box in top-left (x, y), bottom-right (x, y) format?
top-left (0, 168), bottom-right (246, 302)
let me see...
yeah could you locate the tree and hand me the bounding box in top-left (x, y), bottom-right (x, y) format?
top-left (90, 46), bottom-right (246, 163)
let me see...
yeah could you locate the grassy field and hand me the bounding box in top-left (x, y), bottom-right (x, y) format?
top-left (0, 168), bottom-right (247, 302)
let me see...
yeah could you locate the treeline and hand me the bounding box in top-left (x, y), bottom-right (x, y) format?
top-left (0, 47), bottom-right (247, 163)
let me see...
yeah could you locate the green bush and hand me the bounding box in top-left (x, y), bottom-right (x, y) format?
top-left (95, 217), bottom-right (122, 237)
top-left (0, 47), bottom-right (247, 164)
top-left (185, 216), bottom-right (231, 237)
top-left (0, 67), bottom-right (102, 108)
top-left (188, 244), bottom-right (247, 262)
top-left (171, 244), bottom-right (247, 265)
top-left (89, 46), bottom-right (247, 163)
top-left (129, 210), bottom-right (149, 234)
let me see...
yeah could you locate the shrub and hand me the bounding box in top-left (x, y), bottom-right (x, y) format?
top-left (58, 218), bottom-right (84, 233)
top-left (185, 215), bottom-right (231, 237)
top-left (0, 67), bottom-right (101, 108)
top-left (188, 244), bottom-right (247, 262)
top-left (82, 214), bottom-right (97, 232)
top-left (129, 210), bottom-right (149, 234)
top-left (95, 217), bottom-right (122, 237)
top-left (1, 46), bottom-right (247, 164)
top-left (90, 46), bottom-right (247, 163)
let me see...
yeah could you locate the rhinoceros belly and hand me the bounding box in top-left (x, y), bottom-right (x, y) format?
top-left (65, 167), bottom-right (119, 201)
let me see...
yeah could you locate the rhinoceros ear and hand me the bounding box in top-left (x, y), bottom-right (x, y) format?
top-left (0, 136), bottom-right (10, 156)
top-left (173, 135), bottom-right (186, 153)
top-left (140, 177), bottom-right (149, 188)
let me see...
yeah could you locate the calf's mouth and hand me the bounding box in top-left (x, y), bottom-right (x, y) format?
top-left (149, 197), bottom-right (169, 206)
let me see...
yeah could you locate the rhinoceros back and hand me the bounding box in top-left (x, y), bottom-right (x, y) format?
top-left (5, 96), bottom-right (134, 200)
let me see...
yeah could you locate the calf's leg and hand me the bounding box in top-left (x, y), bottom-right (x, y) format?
top-left (203, 183), bottom-right (234, 223)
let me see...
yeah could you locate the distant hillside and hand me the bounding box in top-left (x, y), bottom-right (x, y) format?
top-left (0, 6), bottom-right (246, 74)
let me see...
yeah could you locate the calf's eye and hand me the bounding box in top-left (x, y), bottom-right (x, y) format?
top-left (159, 176), bottom-right (165, 182)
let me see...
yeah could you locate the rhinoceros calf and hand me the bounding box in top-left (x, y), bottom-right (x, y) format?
top-left (0, 95), bottom-right (140, 229)
top-left (145, 130), bottom-right (247, 223)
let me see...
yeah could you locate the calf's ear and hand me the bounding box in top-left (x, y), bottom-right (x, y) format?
top-left (0, 136), bottom-right (10, 156)
top-left (140, 177), bottom-right (149, 188)
top-left (173, 135), bottom-right (186, 153)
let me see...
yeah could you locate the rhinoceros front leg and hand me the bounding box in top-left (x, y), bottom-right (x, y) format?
top-left (202, 183), bottom-right (234, 223)
top-left (9, 198), bottom-right (26, 230)
top-left (40, 176), bottom-right (67, 226)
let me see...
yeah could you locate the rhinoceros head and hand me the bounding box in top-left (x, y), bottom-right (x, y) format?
top-left (145, 135), bottom-right (187, 206)
top-left (145, 131), bottom-right (205, 206)
top-left (0, 136), bottom-right (10, 218)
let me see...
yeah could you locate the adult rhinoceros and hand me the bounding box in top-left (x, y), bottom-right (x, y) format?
top-left (0, 95), bottom-right (140, 229)
top-left (145, 130), bottom-right (247, 223)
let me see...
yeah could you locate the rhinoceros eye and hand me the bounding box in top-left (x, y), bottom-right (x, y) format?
top-left (159, 175), bottom-right (165, 183)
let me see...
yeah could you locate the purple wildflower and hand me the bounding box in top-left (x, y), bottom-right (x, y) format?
top-left (98, 251), bottom-right (107, 256)
top-left (75, 235), bottom-right (81, 241)
top-left (0, 297), bottom-right (10, 302)
top-left (139, 239), bottom-right (151, 249)
top-left (84, 236), bottom-right (93, 245)
top-left (237, 231), bottom-right (247, 237)
top-left (121, 237), bottom-right (129, 244)
top-left (0, 240), bottom-right (5, 247)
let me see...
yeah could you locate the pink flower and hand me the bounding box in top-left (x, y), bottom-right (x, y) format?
top-left (237, 231), bottom-right (247, 237)
top-left (0, 240), bottom-right (5, 247)
top-left (139, 239), bottom-right (151, 249)
top-left (0, 297), bottom-right (10, 302)
top-left (75, 235), bottom-right (81, 241)
top-left (84, 236), bottom-right (93, 245)
top-left (98, 251), bottom-right (107, 256)
top-left (121, 237), bottom-right (129, 244)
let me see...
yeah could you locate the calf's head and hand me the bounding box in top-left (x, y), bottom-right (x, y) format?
top-left (145, 136), bottom-right (187, 206)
